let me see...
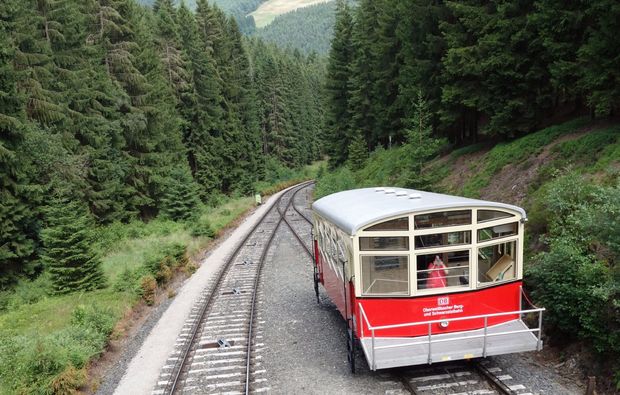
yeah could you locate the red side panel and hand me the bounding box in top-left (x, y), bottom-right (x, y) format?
top-left (355, 281), bottom-right (522, 338)
top-left (318, 249), bottom-right (347, 318)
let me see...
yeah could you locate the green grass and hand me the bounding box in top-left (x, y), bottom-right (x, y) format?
top-left (0, 160), bottom-right (323, 394)
top-left (552, 125), bottom-right (620, 176)
top-left (0, 290), bottom-right (128, 337)
top-left (460, 118), bottom-right (590, 197)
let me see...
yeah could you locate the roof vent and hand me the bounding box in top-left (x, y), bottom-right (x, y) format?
top-left (409, 193), bottom-right (422, 199)
top-left (396, 191), bottom-right (407, 197)
top-left (374, 187), bottom-right (385, 192)
top-left (385, 188), bottom-right (395, 194)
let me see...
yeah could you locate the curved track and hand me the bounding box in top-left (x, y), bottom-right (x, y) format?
top-left (157, 181), bottom-right (314, 394)
top-left (276, 184), bottom-right (314, 260)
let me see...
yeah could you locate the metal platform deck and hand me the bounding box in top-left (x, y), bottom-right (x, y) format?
top-left (359, 319), bottom-right (541, 370)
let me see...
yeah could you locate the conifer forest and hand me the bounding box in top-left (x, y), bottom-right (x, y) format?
top-left (325, 0), bottom-right (620, 166)
top-left (0, 0), bottom-right (324, 288)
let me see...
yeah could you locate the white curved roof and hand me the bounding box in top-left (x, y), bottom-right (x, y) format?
top-left (312, 187), bottom-right (526, 235)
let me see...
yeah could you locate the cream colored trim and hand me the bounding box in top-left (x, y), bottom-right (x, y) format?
top-left (413, 224), bottom-right (473, 235)
top-left (316, 206), bottom-right (525, 298)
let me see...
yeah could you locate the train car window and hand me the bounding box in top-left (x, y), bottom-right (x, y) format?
top-left (364, 217), bottom-right (409, 231)
top-left (361, 255), bottom-right (409, 295)
top-left (359, 236), bottom-right (409, 251)
top-left (416, 251), bottom-right (470, 290)
top-left (478, 241), bottom-right (516, 286)
top-left (477, 210), bottom-right (515, 223)
top-left (414, 231), bottom-right (471, 249)
top-left (414, 210), bottom-right (471, 229)
top-left (478, 222), bottom-right (518, 242)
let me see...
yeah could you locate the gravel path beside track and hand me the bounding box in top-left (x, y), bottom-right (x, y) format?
top-left (108, 189), bottom-right (287, 395)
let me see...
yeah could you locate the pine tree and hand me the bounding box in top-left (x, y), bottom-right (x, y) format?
top-left (372, 0), bottom-right (404, 145)
top-left (395, 0), bottom-right (447, 136)
top-left (578, 0), bottom-right (620, 116)
top-left (0, 0), bottom-right (40, 284)
top-left (402, 91), bottom-right (444, 190)
top-left (41, 195), bottom-right (105, 294)
top-left (160, 167), bottom-right (201, 221)
top-left (347, 134), bottom-right (368, 171)
top-left (178, 1), bottom-right (225, 199)
top-left (346, 0), bottom-right (382, 152)
top-left (529, 0), bottom-right (588, 112)
top-left (324, 0), bottom-right (354, 167)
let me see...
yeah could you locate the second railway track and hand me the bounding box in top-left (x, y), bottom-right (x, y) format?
top-left (154, 181), bottom-right (314, 395)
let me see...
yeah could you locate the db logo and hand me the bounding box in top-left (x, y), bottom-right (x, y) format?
top-left (437, 297), bottom-right (450, 306)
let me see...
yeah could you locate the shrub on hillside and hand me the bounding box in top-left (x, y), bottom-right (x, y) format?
top-left (0, 303), bottom-right (116, 393)
top-left (160, 167), bottom-right (200, 221)
top-left (140, 275), bottom-right (157, 305)
top-left (314, 167), bottom-right (356, 199)
top-left (526, 175), bottom-right (620, 356)
top-left (191, 218), bottom-right (215, 238)
top-left (0, 274), bottom-right (51, 311)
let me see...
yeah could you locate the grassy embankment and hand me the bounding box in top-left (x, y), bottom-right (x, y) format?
top-left (316, 118), bottom-right (620, 390)
top-left (0, 161), bottom-right (323, 394)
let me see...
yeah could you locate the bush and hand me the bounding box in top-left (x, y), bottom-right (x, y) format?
top-left (0, 303), bottom-right (114, 394)
top-left (113, 267), bottom-right (143, 295)
top-left (51, 365), bottom-right (86, 395)
top-left (314, 166), bottom-right (356, 199)
top-left (140, 275), bottom-right (157, 305)
top-left (71, 304), bottom-right (115, 338)
top-left (0, 275), bottom-right (52, 312)
top-left (191, 218), bottom-right (215, 238)
top-left (190, 217), bottom-right (215, 237)
top-left (526, 174), bottom-right (620, 356)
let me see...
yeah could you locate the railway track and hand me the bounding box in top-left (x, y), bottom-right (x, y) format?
top-left (153, 181), bottom-right (314, 395)
top-left (276, 183), bottom-right (314, 259)
top-left (395, 360), bottom-right (528, 395)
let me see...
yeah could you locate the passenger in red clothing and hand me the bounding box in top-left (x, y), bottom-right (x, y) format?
top-left (426, 255), bottom-right (447, 288)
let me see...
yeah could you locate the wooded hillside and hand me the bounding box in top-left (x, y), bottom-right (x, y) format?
top-left (325, 0), bottom-right (620, 167)
top-left (0, 0), bottom-right (325, 287)
top-left (253, 1), bottom-right (335, 54)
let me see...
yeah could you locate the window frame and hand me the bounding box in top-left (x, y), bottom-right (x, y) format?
top-left (476, 237), bottom-right (519, 287)
top-left (360, 254), bottom-right (411, 296)
top-left (353, 208), bottom-right (524, 297)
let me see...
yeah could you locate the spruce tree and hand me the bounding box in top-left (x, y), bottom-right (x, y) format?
top-left (178, 1), bottom-right (226, 199)
top-left (0, 0), bottom-right (39, 284)
top-left (402, 91), bottom-right (444, 190)
top-left (160, 167), bottom-right (201, 221)
top-left (41, 195), bottom-right (105, 294)
top-left (324, 0), bottom-right (354, 167)
top-left (578, 0), bottom-right (620, 116)
top-left (347, 134), bottom-right (368, 171)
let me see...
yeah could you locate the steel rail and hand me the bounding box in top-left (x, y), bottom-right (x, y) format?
top-left (277, 182), bottom-right (314, 259)
top-left (290, 186), bottom-right (313, 225)
top-left (474, 360), bottom-right (515, 395)
top-left (395, 360), bottom-right (514, 395)
top-left (244, 181), bottom-right (313, 393)
top-left (165, 182), bottom-right (311, 394)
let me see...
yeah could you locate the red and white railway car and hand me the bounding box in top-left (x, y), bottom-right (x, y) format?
top-left (311, 187), bottom-right (544, 372)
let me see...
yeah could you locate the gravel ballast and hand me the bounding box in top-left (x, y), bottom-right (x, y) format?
top-left (101, 189), bottom-right (286, 395)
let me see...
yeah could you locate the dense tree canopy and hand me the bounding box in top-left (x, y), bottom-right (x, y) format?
top-left (253, 2), bottom-right (336, 55)
top-left (0, 0), bottom-right (324, 286)
top-left (325, 0), bottom-right (620, 166)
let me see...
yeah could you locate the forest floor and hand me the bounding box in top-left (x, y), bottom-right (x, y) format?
top-left (250, 0), bottom-right (332, 27)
